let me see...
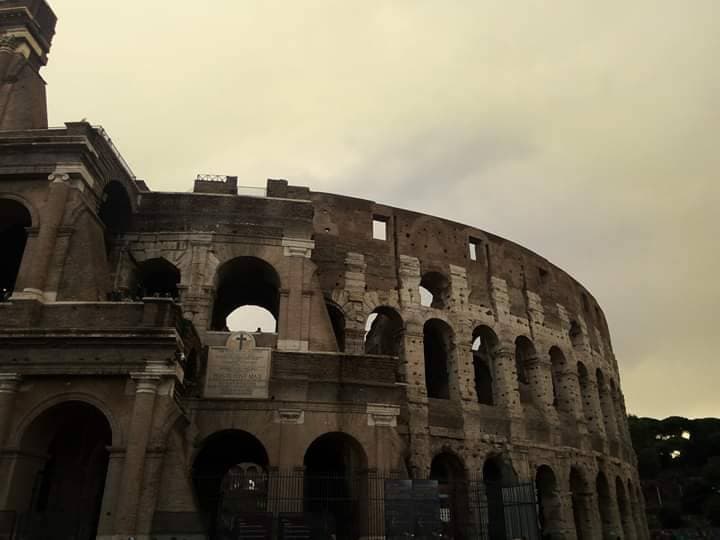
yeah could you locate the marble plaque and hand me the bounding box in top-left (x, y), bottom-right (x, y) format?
top-left (204, 333), bottom-right (271, 399)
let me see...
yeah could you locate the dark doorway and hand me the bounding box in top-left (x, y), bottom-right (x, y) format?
top-left (14, 401), bottom-right (111, 540)
top-left (304, 432), bottom-right (368, 540)
top-left (136, 257), bottom-right (180, 298)
top-left (192, 430), bottom-right (270, 536)
top-left (430, 453), bottom-right (470, 539)
top-left (483, 458), bottom-right (507, 540)
top-left (0, 198), bottom-right (32, 299)
top-left (535, 465), bottom-right (562, 538)
top-left (570, 467), bottom-right (591, 540)
top-left (424, 319), bottom-right (454, 399)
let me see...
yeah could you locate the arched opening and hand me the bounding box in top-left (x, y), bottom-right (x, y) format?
top-left (596, 369), bottom-right (615, 439)
top-left (192, 430), bottom-right (270, 536)
top-left (471, 325), bottom-right (497, 405)
top-left (136, 257), bottom-right (180, 298)
top-left (210, 257), bottom-right (280, 332)
top-left (596, 471), bottom-right (613, 539)
top-left (0, 198), bottom-right (32, 300)
top-left (304, 432), bottom-right (368, 540)
top-left (98, 181), bottom-right (132, 256)
top-left (430, 452), bottom-right (470, 539)
top-left (535, 465), bottom-right (562, 538)
top-left (419, 271), bottom-right (451, 309)
top-left (616, 476), bottom-right (635, 540)
top-left (483, 457), bottom-right (507, 540)
top-left (570, 467), bottom-right (592, 540)
top-left (423, 319), bottom-right (454, 399)
top-left (629, 481), bottom-right (645, 540)
top-left (364, 306), bottom-right (403, 356)
top-left (326, 301), bottom-right (346, 352)
top-left (577, 362), bottom-right (593, 426)
top-left (514, 336), bottom-right (536, 404)
top-left (226, 306), bottom-right (277, 333)
top-left (11, 401), bottom-right (112, 540)
top-left (549, 347), bottom-right (567, 411)
top-left (569, 320), bottom-right (583, 348)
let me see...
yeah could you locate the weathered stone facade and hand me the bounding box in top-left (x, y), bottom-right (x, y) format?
top-left (0, 2), bottom-right (648, 539)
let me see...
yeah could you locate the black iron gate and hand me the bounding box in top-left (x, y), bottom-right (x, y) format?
top-left (207, 469), bottom-right (539, 540)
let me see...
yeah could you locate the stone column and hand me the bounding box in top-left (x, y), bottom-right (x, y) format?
top-left (597, 382), bottom-right (619, 444)
top-left (492, 341), bottom-right (522, 418)
top-left (525, 354), bottom-right (554, 417)
top-left (585, 376), bottom-right (607, 442)
top-left (135, 446), bottom-right (167, 537)
top-left (278, 238), bottom-right (314, 351)
top-left (402, 323), bottom-right (428, 403)
top-left (0, 374), bottom-right (22, 509)
top-left (21, 173), bottom-right (71, 296)
top-left (96, 448), bottom-right (125, 540)
top-left (0, 374), bottom-right (22, 447)
top-left (113, 373), bottom-right (160, 535)
top-left (574, 491), bottom-right (603, 540)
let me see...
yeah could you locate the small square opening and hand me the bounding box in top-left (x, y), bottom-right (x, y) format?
top-left (372, 217), bottom-right (388, 240)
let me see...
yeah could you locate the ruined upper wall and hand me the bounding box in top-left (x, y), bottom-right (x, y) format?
top-left (310, 190), bottom-right (612, 350)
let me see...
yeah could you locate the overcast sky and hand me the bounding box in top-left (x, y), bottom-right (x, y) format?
top-left (44, 1), bottom-right (719, 419)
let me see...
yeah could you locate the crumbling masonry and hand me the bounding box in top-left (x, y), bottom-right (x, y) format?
top-left (0, 1), bottom-right (648, 539)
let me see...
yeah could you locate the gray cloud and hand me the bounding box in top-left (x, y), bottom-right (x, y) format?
top-left (45, 0), bottom-right (720, 418)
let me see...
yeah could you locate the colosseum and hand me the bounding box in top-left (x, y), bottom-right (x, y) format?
top-left (0, 2), bottom-right (648, 540)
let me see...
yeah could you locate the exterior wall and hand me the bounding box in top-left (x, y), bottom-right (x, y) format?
top-left (0, 2), bottom-right (648, 538)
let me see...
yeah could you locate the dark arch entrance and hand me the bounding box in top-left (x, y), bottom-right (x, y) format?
top-left (0, 198), bottom-right (32, 299)
top-left (98, 181), bottom-right (132, 256)
top-left (12, 401), bottom-right (112, 540)
top-left (430, 452), bottom-right (470, 539)
top-left (535, 465), bottom-right (562, 538)
top-left (210, 256), bottom-right (281, 331)
top-left (304, 432), bottom-right (368, 540)
top-left (483, 457), bottom-right (507, 540)
top-left (191, 430), bottom-right (270, 535)
top-left (136, 257), bottom-right (180, 298)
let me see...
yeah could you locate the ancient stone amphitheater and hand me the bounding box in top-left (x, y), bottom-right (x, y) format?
top-left (0, 1), bottom-right (647, 539)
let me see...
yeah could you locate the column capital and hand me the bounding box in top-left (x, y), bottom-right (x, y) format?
top-left (48, 172), bottom-right (70, 184)
top-left (0, 373), bottom-right (23, 394)
top-left (129, 373), bottom-right (160, 394)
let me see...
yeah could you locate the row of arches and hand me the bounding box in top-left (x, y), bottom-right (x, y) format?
top-left (6, 398), bottom-right (644, 540)
top-left (0, 184), bottom-right (133, 300)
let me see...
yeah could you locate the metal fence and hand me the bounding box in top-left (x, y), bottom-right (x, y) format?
top-left (7, 471), bottom-right (540, 540)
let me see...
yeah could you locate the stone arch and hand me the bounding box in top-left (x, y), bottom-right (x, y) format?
top-left (514, 335), bottom-right (537, 405)
top-left (0, 192), bottom-right (40, 226)
top-left (135, 256), bottom-right (181, 298)
top-left (0, 197), bottom-right (33, 298)
top-left (596, 471), bottom-right (614, 539)
top-left (471, 325), bottom-right (498, 405)
top-left (419, 270), bottom-right (451, 309)
top-left (191, 429), bottom-right (270, 534)
top-left (577, 362), bottom-right (596, 430)
top-left (11, 392), bottom-right (121, 448)
top-left (430, 451), bottom-right (470, 539)
top-left (570, 466), bottom-right (593, 540)
top-left (536, 465), bottom-right (563, 538)
top-left (423, 318), bottom-right (455, 400)
top-left (210, 256), bottom-right (281, 332)
top-left (303, 432), bottom-right (369, 539)
top-left (482, 454), bottom-right (517, 540)
top-left (364, 305), bottom-right (404, 356)
top-left (325, 299), bottom-right (346, 352)
top-left (8, 401), bottom-right (113, 540)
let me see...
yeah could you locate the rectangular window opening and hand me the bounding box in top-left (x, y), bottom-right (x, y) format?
top-left (372, 217), bottom-right (388, 240)
top-left (469, 238), bottom-right (480, 261)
